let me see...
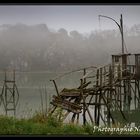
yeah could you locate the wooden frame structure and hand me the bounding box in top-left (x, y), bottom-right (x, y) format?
top-left (49, 53), bottom-right (140, 127)
top-left (0, 70), bottom-right (19, 116)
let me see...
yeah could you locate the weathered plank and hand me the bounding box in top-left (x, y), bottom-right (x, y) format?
top-left (51, 95), bottom-right (82, 114)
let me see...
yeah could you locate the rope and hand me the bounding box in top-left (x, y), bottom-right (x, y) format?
top-left (51, 66), bottom-right (97, 81)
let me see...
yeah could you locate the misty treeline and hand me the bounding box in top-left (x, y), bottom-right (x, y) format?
top-left (0, 23), bottom-right (140, 72)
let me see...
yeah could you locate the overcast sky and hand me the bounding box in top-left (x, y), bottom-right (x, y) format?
top-left (0, 5), bottom-right (140, 33)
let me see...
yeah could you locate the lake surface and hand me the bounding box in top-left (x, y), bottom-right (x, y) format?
top-left (0, 71), bottom-right (83, 118)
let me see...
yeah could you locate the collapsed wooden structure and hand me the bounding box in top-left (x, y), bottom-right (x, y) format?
top-left (49, 53), bottom-right (140, 126)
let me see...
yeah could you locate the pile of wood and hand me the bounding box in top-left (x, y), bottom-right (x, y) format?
top-left (50, 95), bottom-right (82, 114)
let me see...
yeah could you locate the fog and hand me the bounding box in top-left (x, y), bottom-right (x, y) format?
top-left (0, 23), bottom-right (140, 72)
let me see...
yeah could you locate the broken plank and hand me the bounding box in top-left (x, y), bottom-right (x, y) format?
top-left (50, 101), bottom-right (82, 114)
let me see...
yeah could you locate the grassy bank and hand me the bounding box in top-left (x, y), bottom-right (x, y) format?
top-left (0, 113), bottom-right (140, 136)
top-left (0, 114), bottom-right (86, 135)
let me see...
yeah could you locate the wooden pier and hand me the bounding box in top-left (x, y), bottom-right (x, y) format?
top-left (49, 53), bottom-right (140, 126)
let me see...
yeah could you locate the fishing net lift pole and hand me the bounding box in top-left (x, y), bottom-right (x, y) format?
top-left (98, 14), bottom-right (125, 54)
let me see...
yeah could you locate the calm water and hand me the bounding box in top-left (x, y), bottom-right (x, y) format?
top-left (0, 71), bottom-right (83, 118)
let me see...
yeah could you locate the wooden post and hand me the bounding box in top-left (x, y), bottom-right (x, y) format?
top-left (97, 91), bottom-right (101, 126)
top-left (100, 68), bottom-right (102, 87)
top-left (137, 80), bottom-right (140, 109)
top-left (119, 80), bottom-right (122, 110)
top-left (81, 79), bottom-right (86, 125)
top-left (83, 68), bottom-right (86, 84)
top-left (51, 80), bottom-right (60, 96)
top-left (101, 90), bottom-right (115, 125)
top-left (96, 69), bottom-right (99, 86)
top-left (80, 79), bottom-right (94, 125)
top-left (94, 93), bottom-right (98, 125)
top-left (95, 69), bottom-right (99, 124)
